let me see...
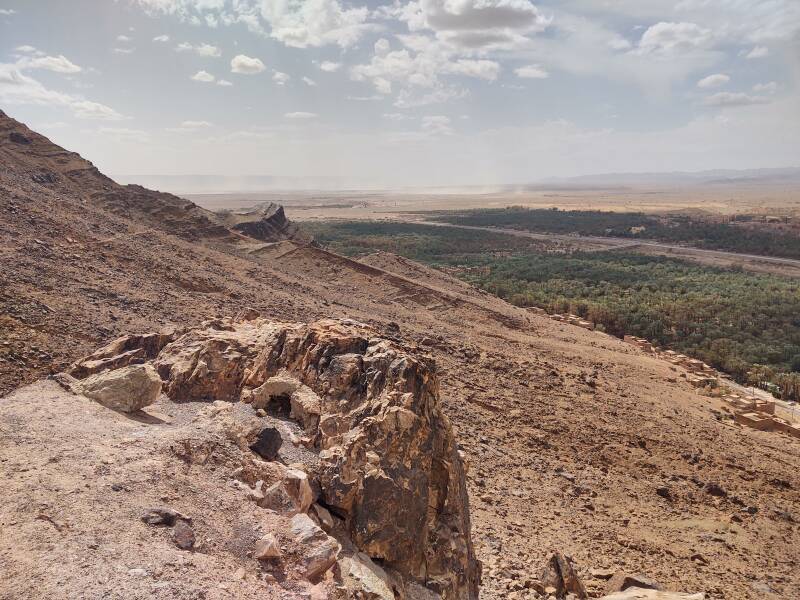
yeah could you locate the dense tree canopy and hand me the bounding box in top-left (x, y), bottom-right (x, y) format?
top-left (303, 220), bottom-right (800, 399)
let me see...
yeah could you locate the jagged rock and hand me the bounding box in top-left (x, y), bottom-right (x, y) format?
top-left (172, 520), bottom-right (195, 550)
top-left (311, 503), bottom-right (335, 531)
top-left (600, 589), bottom-right (705, 600)
top-left (74, 317), bottom-right (479, 599)
top-left (289, 513), bottom-right (341, 581)
top-left (217, 202), bottom-right (311, 244)
top-left (69, 331), bottom-right (180, 378)
top-left (606, 573), bottom-right (663, 594)
top-left (703, 482), bottom-right (727, 497)
top-left (540, 552), bottom-right (587, 599)
top-left (254, 533), bottom-right (282, 560)
top-left (141, 507), bottom-right (183, 526)
top-left (70, 363), bottom-right (161, 412)
top-left (258, 468), bottom-right (314, 516)
top-left (339, 552), bottom-right (396, 600)
top-left (249, 426), bottom-right (282, 461)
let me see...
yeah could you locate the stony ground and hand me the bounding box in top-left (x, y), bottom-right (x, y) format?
top-left (2, 113), bottom-right (800, 599)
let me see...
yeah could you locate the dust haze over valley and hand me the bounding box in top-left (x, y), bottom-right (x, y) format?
top-left (3, 1), bottom-right (800, 600)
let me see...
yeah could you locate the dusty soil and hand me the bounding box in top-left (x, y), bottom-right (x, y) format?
top-left (2, 111), bottom-right (800, 599)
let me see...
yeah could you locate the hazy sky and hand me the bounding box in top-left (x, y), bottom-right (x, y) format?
top-left (1, 0), bottom-right (798, 186)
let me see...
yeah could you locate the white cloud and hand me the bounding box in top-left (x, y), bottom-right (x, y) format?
top-left (302, 76), bottom-right (316, 86)
top-left (703, 91), bottom-right (769, 107)
top-left (180, 120), bottom-right (212, 128)
top-left (421, 115), bottom-right (452, 136)
top-left (99, 127), bottom-right (150, 142)
top-left (15, 45), bottom-right (40, 55)
top-left (258, 0), bottom-right (373, 48)
top-left (272, 70), bottom-right (290, 85)
top-left (383, 112), bottom-right (412, 121)
top-left (515, 64), bottom-right (548, 79)
top-left (753, 81), bottom-right (777, 94)
top-left (697, 73), bottom-right (729, 89)
top-left (231, 54), bottom-right (265, 74)
top-left (216, 78), bottom-right (233, 86)
top-left (0, 8), bottom-right (16, 15)
top-left (745, 45), bottom-right (769, 59)
top-left (394, 86), bottom-right (466, 108)
top-left (191, 69), bottom-right (216, 83)
top-left (0, 63), bottom-right (124, 121)
top-left (635, 22), bottom-right (712, 55)
top-left (285, 111), bottom-right (317, 119)
top-left (176, 42), bottom-right (221, 57)
top-left (153, 34), bottom-right (170, 42)
top-left (71, 100), bottom-right (125, 120)
top-left (447, 59), bottom-right (500, 81)
top-left (114, 47), bottom-right (136, 54)
top-left (608, 37), bottom-right (632, 51)
top-left (319, 61), bottom-right (341, 72)
top-left (348, 94), bottom-right (384, 101)
top-left (394, 0), bottom-right (550, 50)
top-left (117, 34), bottom-right (133, 42)
top-left (351, 36), bottom-right (499, 102)
top-left (166, 120), bottom-right (213, 132)
top-left (17, 54), bottom-right (82, 74)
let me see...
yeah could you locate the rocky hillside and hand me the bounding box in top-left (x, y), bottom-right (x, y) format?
top-left (2, 112), bottom-right (800, 599)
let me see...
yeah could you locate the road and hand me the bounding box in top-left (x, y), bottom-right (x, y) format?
top-left (414, 221), bottom-right (800, 271)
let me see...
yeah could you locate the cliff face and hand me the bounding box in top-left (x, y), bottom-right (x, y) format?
top-left (65, 315), bottom-right (480, 599)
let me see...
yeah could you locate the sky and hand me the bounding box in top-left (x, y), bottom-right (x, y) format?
top-left (0, 0), bottom-right (798, 188)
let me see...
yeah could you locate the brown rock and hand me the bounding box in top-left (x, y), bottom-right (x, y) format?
top-left (141, 507), bottom-right (182, 526)
top-left (249, 426), bottom-right (282, 461)
top-left (254, 533), bottom-right (281, 560)
top-left (172, 520), bottom-right (195, 550)
top-left (258, 468), bottom-right (313, 516)
top-left (539, 552), bottom-right (587, 599)
top-left (123, 318), bottom-right (478, 599)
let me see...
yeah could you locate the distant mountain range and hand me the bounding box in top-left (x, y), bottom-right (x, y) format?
top-left (538, 167), bottom-right (800, 188)
top-left (117, 167), bottom-right (800, 195)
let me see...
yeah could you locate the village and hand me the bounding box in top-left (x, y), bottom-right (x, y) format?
top-left (533, 309), bottom-right (800, 441)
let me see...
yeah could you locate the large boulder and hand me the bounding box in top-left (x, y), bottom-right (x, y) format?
top-left (71, 363), bottom-right (161, 412)
top-left (100, 316), bottom-right (480, 599)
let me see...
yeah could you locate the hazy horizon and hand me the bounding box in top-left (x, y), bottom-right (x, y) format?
top-left (1, 0), bottom-right (799, 187)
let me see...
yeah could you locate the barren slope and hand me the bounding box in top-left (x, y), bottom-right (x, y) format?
top-left (2, 113), bottom-right (799, 599)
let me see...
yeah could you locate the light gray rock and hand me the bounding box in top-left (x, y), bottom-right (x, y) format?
top-left (72, 363), bottom-right (161, 412)
top-left (339, 552), bottom-right (396, 600)
top-left (289, 513), bottom-right (340, 581)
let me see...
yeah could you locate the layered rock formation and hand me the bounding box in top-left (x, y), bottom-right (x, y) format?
top-left (216, 202), bottom-right (312, 244)
top-left (68, 315), bottom-right (480, 599)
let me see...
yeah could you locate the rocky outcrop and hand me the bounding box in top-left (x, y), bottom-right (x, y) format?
top-left (217, 202), bottom-right (312, 244)
top-left (67, 315), bottom-right (479, 599)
